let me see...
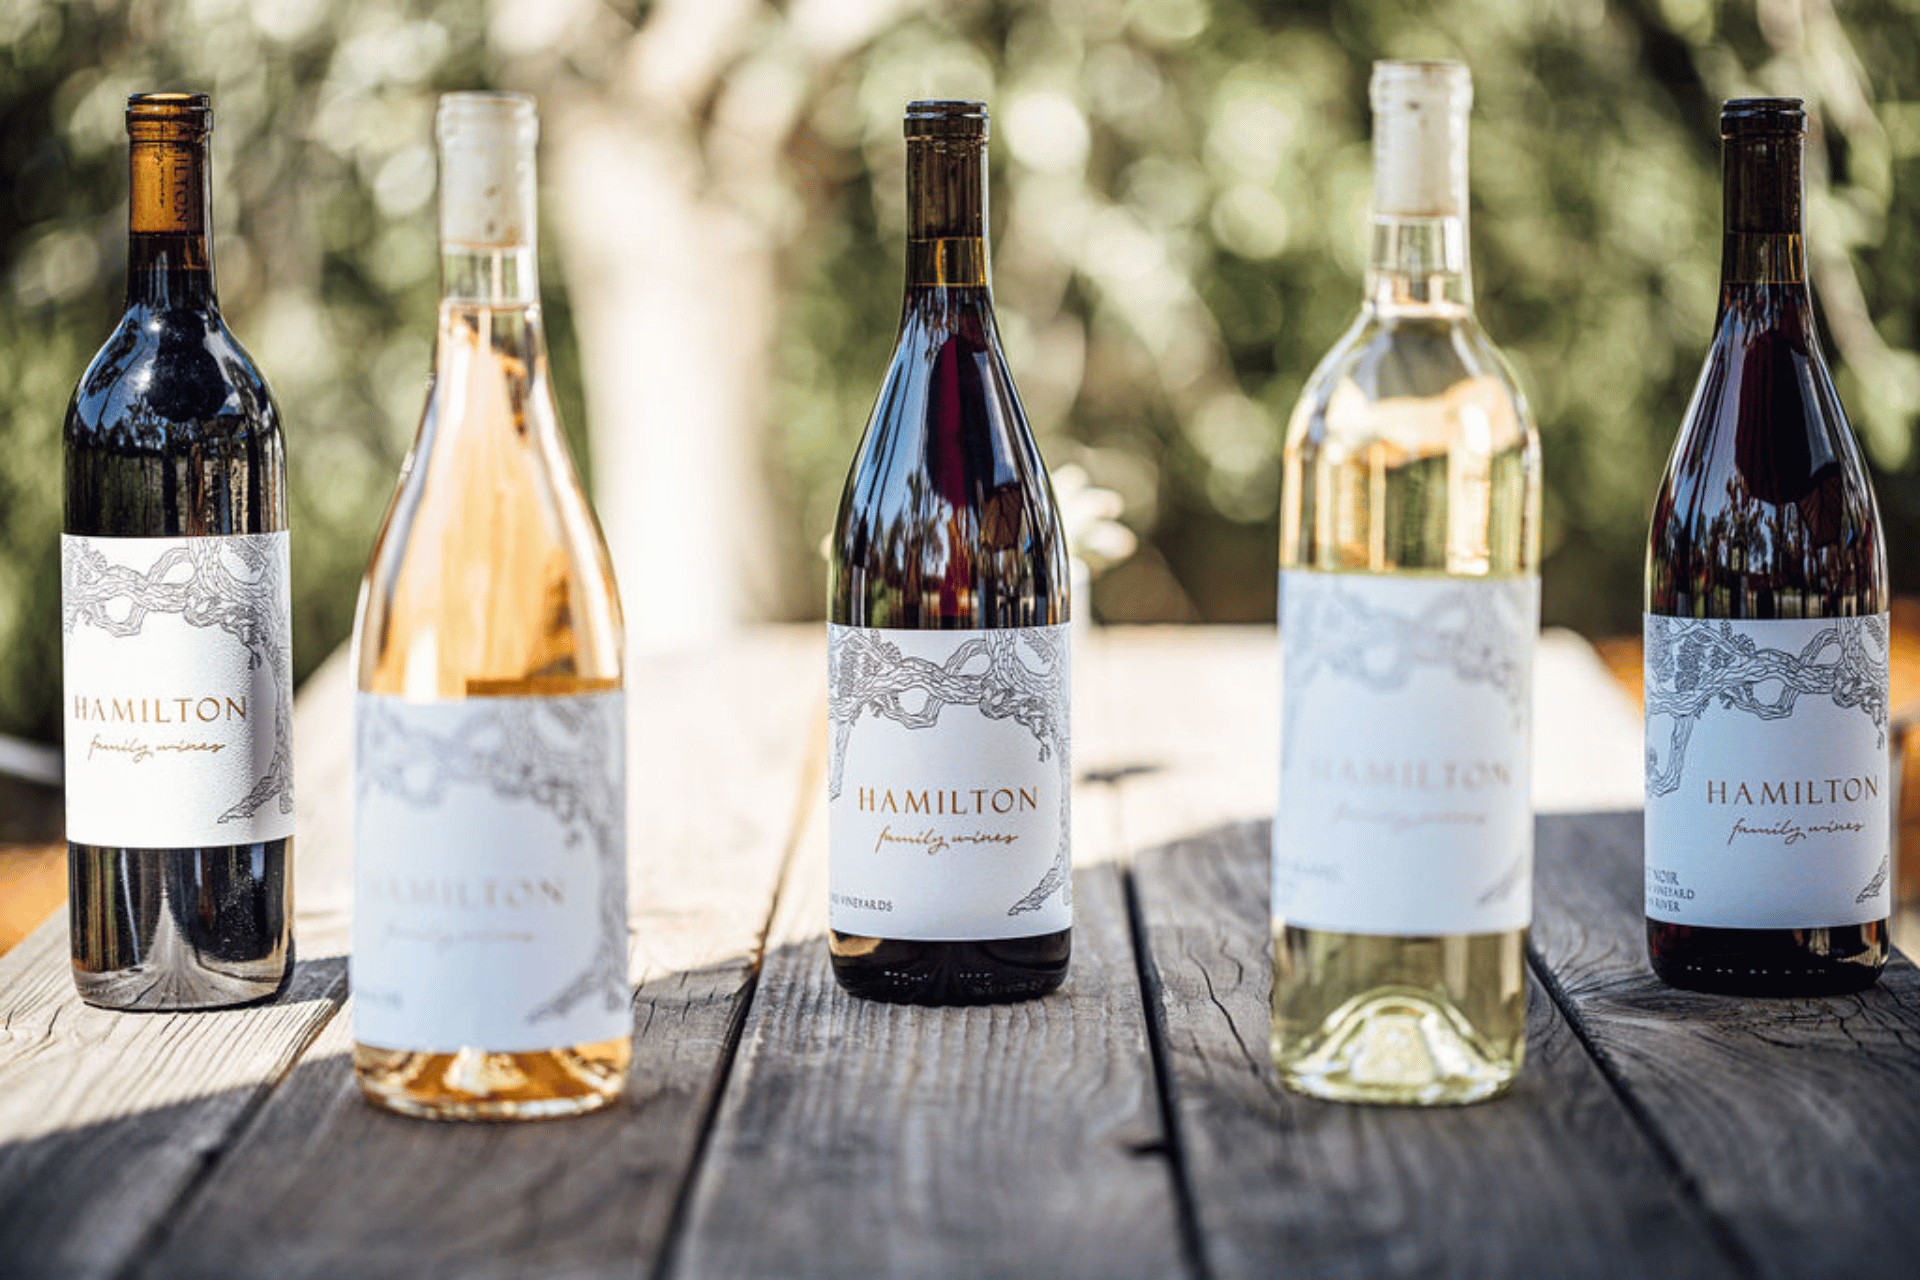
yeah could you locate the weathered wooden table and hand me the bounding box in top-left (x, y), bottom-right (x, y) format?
top-left (1, 628), bottom-right (1915, 1279)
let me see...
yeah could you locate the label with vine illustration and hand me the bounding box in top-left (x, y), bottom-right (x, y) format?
top-left (827, 624), bottom-right (1071, 940)
top-left (1274, 571), bottom-right (1537, 935)
top-left (352, 691), bottom-right (631, 1053)
top-left (1643, 613), bottom-right (1890, 928)
top-left (61, 532), bottom-right (296, 848)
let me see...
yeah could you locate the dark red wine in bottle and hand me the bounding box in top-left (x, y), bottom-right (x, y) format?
top-left (826, 100), bottom-right (1071, 1005)
top-left (1643, 98), bottom-right (1889, 995)
top-left (61, 94), bottom-right (294, 1010)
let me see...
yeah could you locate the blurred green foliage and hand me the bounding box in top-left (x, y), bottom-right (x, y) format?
top-left (0, 0), bottom-right (583, 744)
top-left (774, 0), bottom-right (1920, 631)
top-left (4, 0), bottom-right (1920, 746)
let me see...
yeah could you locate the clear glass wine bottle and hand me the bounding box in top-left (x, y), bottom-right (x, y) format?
top-left (350, 92), bottom-right (631, 1119)
top-left (1272, 62), bottom-right (1541, 1105)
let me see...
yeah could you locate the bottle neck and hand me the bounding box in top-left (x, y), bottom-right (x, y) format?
top-left (1719, 133), bottom-right (1811, 318)
top-left (440, 245), bottom-right (539, 309)
top-left (429, 243), bottom-right (555, 438)
top-left (1366, 214), bottom-right (1472, 316)
top-left (905, 136), bottom-right (989, 291)
top-left (1364, 66), bottom-right (1474, 319)
top-left (126, 134), bottom-right (215, 310)
top-left (436, 95), bottom-right (540, 310)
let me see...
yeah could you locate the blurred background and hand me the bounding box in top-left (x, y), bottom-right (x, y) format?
top-left (3, 0), bottom-right (1920, 749)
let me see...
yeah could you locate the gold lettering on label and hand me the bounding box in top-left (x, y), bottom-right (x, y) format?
top-left (71, 694), bottom-right (251, 725)
top-left (1704, 776), bottom-right (1882, 808)
top-left (850, 786), bottom-right (1041, 815)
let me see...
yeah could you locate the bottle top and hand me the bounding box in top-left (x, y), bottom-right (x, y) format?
top-left (436, 91), bottom-right (538, 248)
top-left (1369, 60), bottom-right (1471, 218)
top-left (125, 93), bottom-right (211, 237)
top-left (126, 92), bottom-right (211, 138)
top-left (1722, 98), bottom-right (1806, 137)
top-left (1719, 97), bottom-right (1805, 240)
top-left (906, 100), bottom-right (989, 142)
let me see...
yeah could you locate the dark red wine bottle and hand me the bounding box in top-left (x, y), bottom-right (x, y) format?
top-left (1643, 98), bottom-right (1889, 995)
top-left (62, 94), bottom-right (294, 1010)
top-left (825, 100), bottom-right (1071, 1005)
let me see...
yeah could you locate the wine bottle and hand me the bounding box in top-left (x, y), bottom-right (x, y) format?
top-left (826, 100), bottom-right (1072, 1005)
top-left (350, 92), bottom-right (631, 1119)
top-left (1272, 62), bottom-right (1540, 1105)
top-left (1643, 99), bottom-right (1890, 996)
top-left (61, 93), bottom-right (295, 1011)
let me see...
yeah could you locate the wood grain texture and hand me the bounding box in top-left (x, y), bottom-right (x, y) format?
top-left (669, 637), bottom-right (1187, 1280)
top-left (0, 923), bottom-right (345, 1280)
top-left (1535, 811), bottom-right (1920, 1279)
top-left (1103, 627), bottom-right (1738, 1279)
top-left (133, 632), bottom-right (825, 1279)
top-left (1131, 818), bottom-right (1738, 1280)
top-left (6, 627), bottom-right (1918, 1280)
top-left (0, 654), bottom-right (367, 1280)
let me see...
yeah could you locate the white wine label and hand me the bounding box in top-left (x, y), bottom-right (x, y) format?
top-left (828, 624), bottom-right (1071, 940)
top-left (61, 532), bottom-right (296, 848)
top-left (1273, 571), bottom-right (1537, 935)
top-left (351, 691), bottom-right (631, 1054)
top-left (1643, 614), bottom-right (1891, 928)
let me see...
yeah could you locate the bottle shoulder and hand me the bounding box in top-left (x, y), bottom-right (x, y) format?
top-left (66, 305), bottom-right (279, 442)
top-left (839, 313), bottom-right (1057, 513)
top-left (830, 304), bottom-right (1067, 627)
top-left (1668, 315), bottom-right (1865, 463)
top-left (1649, 314), bottom-right (1886, 612)
top-left (356, 369), bottom-right (625, 695)
top-left (1285, 310), bottom-right (1536, 459)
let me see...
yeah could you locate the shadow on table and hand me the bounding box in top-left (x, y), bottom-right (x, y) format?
top-left (0, 947), bottom-right (770, 1278)
top-left (1118, 811), bottom-right (1755, 1279)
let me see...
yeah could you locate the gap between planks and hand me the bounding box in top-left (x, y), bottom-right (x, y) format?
top-left (665, 628), bottom-right (1192, 1280)
top-left (0, 632), bottom-right (825, 1280)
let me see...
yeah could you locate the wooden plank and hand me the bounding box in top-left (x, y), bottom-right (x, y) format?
top-left (669, 631), bottom-right (1188, 1280)
top-left (1534, 810), bottom-right (1920, 1279)
top-left (1109, 628), bottom-right (1738, 1278)
top-left (0, 916), bottom-right (345, 1279)
top-left (0, 653), bottom-right (365, 1280)
top-left (132, 632), bottom-right (823, 1278)
top-left (1131, 818), bottom-right (1738, 1279)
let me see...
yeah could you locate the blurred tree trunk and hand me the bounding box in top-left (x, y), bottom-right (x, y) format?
top-left (491, 0), bottom-right (910, 648)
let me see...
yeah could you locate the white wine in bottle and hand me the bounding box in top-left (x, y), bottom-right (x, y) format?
top-left (1272, 61), bottom-right (1541, 1105)
top-left (350, 92), bottom-right (631, 1120)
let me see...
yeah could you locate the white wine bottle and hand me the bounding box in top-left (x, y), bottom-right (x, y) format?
top-left (63, 93), bottom-right (294, 1011)
top-left (826, 100), bottom-right (1072, 1005)
top-left (1272, 61), bottom-right (1541, 1105)
top-left (350, 92), bottom-right (631, 1120)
